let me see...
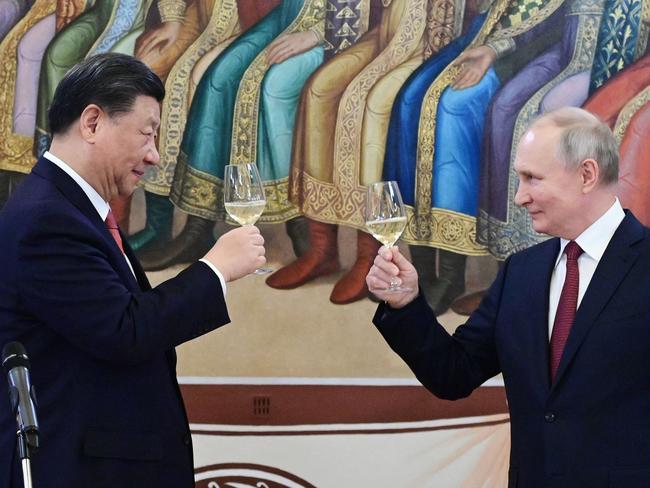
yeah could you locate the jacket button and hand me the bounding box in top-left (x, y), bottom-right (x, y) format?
top-left (183, 433), bottom-right (192, 445)
top-left (545, 412), bottom-right (556, 423)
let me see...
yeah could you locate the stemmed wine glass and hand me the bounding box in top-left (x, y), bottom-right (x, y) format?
top-left (223, 163), bottom-right (272, 275)
top-left (365, 181), bottom-right (411, 292)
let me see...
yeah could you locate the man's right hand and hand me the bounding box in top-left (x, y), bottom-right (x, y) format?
top-left (366, 247), bottom-right (419, 308)
top-left (203, 226), bottom-right (266, 282)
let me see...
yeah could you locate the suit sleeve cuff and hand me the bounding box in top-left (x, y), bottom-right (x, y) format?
top-left (199, 258), bottom-right (226, 298)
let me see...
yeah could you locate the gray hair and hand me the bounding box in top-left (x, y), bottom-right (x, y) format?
top-left (531, 107), bottom-right (619, 185)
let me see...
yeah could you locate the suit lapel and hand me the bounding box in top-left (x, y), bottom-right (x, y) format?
top-left (528, 237), bottom-right (560, 393)
top-left (123, 236), bottom-right (151, 291)
top-left (551, 212), bottom-right (644, 388)
top-left (32, 157), bottom-right (141, 290)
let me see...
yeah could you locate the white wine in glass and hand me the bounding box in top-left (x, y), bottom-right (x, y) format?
top-left (365, 217), bottom-right (407, 249)
top-left (224, 200), bottom-right (267, 226)
top-left (223, 163), bottom-right (272, 275)
top-left (365, 181), bottom-right (411, 292)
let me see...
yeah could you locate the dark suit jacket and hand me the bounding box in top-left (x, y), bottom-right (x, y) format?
top-left (0, 158), bottom-right (230, 487)
top-left (374, 211), bottom-right (650, 488)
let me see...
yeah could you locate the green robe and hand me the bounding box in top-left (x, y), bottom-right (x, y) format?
top-left (170, 0), bottom-right (325, 223)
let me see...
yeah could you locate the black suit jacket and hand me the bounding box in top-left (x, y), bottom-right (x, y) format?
top-left (374, 211), bottom-right (650, 488)
top-left (0, 158), bottom-right (230, 487)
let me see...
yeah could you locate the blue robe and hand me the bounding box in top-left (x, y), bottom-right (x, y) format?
top-left (382, 14), bottom-right (490, 215)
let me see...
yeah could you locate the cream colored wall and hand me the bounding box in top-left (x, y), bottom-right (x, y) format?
top-left (138, 188), bottom-right (500, 378)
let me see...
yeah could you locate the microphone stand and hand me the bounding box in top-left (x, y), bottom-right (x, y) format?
top-left (9, 389), bottom-right (36, 488)
top-left (16, 429), bottom-right (34, 488)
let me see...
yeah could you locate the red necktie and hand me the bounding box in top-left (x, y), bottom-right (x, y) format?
top-left (549, 241), bottom-right (584, 382)
top-left (105, 209), bottom-right (124, 254)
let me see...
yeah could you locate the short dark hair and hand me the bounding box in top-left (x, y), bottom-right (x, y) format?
top-left (48, 53), bottom-right (165, 135)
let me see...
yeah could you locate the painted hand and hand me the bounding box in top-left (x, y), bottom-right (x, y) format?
top-left (135, 21), bottom-right (182, 63)
top-left (452, 45), bottom-right (497, 90)
top-left (56, 0), bottom-right (86, 30)
top-left (266, 31), bottom-right (320, 65)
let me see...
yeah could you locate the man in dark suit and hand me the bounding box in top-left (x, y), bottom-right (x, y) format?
top-left (367, 107), bottom-right (650, 487)
top-left (0, 53), bottom-right (266, 487)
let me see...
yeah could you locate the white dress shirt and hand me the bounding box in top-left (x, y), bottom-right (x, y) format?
top-left (43, 151), bottom-right (226, 295)
top-left (547, 198), bottom-right (625, 338)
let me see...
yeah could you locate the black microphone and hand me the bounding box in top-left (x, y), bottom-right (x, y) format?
top-left (2, 342), bottom-right (39, 451)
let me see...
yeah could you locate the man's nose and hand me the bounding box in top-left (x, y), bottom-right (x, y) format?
top-left (514, 182), bottom-right (529, 206)
top-left (145, 143), bottom-right (160, 166)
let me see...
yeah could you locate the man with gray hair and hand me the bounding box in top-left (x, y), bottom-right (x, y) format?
top-left (367, 107), bottom-right (650, 487)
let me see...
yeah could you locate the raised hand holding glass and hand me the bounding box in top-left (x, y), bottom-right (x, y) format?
top-left (224, 163), bottom-right (272, 275)
top-left (365, 181), bottom-right (411, 292)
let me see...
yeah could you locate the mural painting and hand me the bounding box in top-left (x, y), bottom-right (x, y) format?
top-left (3, 0), bottom-right (648, 309)
top-left (0, 0), bottom-right (647, 484)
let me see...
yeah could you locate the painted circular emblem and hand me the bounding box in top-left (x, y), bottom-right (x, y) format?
top-left (195, 463), bottom-right (316, 488)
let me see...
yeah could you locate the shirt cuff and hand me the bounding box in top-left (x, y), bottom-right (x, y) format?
top-left (199, 259), bottom-right (227, 298)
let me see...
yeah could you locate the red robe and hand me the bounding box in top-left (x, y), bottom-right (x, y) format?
top-left (584, 53), bottom-right (650, 225)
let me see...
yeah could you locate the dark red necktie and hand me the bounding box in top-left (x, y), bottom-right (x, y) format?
top-left (105, 209), bottom-right (125, 254)
top-left (549, 241), bottom-right (584, 381)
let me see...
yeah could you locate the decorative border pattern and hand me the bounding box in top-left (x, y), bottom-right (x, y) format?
top-left (292, 0), bottom-right (464, 246)
top-left (323, 0), bottom-right (370, 56)
top-left (171, 153), bottom-right (301, 222)
top-left (477, 0), bottom-right (603, 259)
top-left (636, 0), bottom-right (650, 59)
top-left (88, 0), bottom-right (145, 55)
top-left (613, 83), bottom-right (650, 141)
top-left (0, 0), bottom-right (56, 174)
top-left (589, 0), bottom-right (643, 91)
top-left (228, 0), bottom-right (326, 167)
top-left (332, 0), bottom-right (427, 202)
top-left (409, 0), bottom-right (509, 253)
top-left (489, 0), bottom-right (566, 41)
top-left (425, 0), bottom-right (461, 58)
top-left (158, 0), bottom-right (187, 22)
top-left (402, 205), bottom-right (488, 254)
top-left (143, 0), bottom-right (240, 196)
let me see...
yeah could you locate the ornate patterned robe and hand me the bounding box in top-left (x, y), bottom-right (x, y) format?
top-left (170, 0), bottom-right (330, 223)
top-left (289, 0), bottom-right (455, 231)
top-left (381, 0), bottom-right (566, 255)
top-left (33, 0), bottom-right (186, 157)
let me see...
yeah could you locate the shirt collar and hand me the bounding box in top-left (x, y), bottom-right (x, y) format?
top-left (555, 198), bottom-right (625, 267)
top-left (43, 151), bottom-right (110, 221)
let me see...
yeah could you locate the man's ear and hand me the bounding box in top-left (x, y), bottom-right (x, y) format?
top-left (78, 104), bottom-right (104, 143)
top-left (580, 158), bottom-right (600, 193)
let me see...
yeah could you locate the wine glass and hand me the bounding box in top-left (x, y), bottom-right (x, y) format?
top-left (365, 181), bottom-right (411, 292)
top-left (223, 163), bottom-right (272, 275)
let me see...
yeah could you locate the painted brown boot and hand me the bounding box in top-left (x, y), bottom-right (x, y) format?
top-left (329, 230), bottom-right (381, 304)
top-left (266, 219), bottom-right (340, 289)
